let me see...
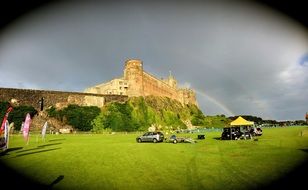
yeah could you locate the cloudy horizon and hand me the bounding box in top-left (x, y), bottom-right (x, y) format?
top-left (0, 0), bottom-right (307, 121)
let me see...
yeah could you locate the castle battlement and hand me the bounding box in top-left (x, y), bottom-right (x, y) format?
top-left (84, 59), bottom-right (198, 106)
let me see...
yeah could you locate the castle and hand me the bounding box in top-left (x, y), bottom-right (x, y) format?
top-left (84, 59), bottom-right (198, 106)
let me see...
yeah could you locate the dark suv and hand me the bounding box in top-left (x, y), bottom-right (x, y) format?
top-left (221, 127), bottom-right (243, 140)
top-left (136, 132), bottom-right (164, 143)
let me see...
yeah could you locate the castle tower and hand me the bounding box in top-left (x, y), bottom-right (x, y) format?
top-left (306, 112), bottom-right (308, 124)
top-left (124, 59), bottom-right (144, 97)
top-left (167, 71), bottom-right (177, 88)
top-left (178, 88), bottom-right (198, 106)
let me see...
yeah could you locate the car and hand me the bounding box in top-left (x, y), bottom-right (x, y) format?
top-left (165, 134), bottom-right (197, 144)
top-left (252, 127), bottom-right (263, 136)
top-left (221, 127), bottom-right (243, 140)
top-left (242, 126), bottom-right (263, 138)
top-left (221, 126), bottom-right (263, 140)
top-left (136, 132), bottom-right (164, 143)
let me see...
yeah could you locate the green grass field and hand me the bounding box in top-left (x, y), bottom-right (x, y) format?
top-left (1, 126), bottom-right (308, 190)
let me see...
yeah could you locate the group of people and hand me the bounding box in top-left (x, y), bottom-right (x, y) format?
top-left (221, 125), bottom-right (263, 140)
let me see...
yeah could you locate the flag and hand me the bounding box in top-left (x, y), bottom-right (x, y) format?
top-left (1, 120), bottom-right (10, 150)
top-left (41, 121), bottom-right (48, 140)
top-left (1, 106), bottom-right (13, 133)
top-left (4, 120), bottom-right (10, 150)
top-left (20, 122), bottom-right (24, 133)
top-left (23, 113), bottom-right (31, 143)
top-left (9, 122), bottom-right (14, 135)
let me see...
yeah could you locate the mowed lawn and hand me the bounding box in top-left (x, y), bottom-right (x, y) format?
top-left (1, 126), bottom-right (308, 190)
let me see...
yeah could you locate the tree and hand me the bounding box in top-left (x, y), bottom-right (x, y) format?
top-left (1, 101), bottom-right (37, 131)
top-left (47, 104), bottom-right (100, 131)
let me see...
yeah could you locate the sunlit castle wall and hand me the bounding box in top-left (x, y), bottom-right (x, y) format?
top-left (178, 88), bottom-right (198, 107)
top-left (142, 71), bottom-right (178, 100)
top-left (123, 59), bottom-right (198, 106)
top-left (84, 78), bottom-right (128, 95)
top-left (85, 59), bottom-right (198, 106)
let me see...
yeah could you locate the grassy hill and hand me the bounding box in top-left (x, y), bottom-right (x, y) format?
top-left (92, 96), bottom-right (230, 132)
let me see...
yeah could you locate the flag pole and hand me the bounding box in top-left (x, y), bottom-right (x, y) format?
top-left (26, 136), bottom-right (30, 145)
top-left (41, 121), bottom-right (48, 143)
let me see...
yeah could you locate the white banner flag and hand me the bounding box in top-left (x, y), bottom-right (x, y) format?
top-left (23, 113), bottom-right (31, 144)
top-left (1, 120), bottom-right (10, 150)
top-left (41, 121), bottom-right (48, 140)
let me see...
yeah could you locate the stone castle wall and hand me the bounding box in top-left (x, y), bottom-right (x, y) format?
top-left (142, 71), bottom-right (179, 100)
top-left (0, 87), bottom-right (128, 110)
top-left (83, 59), bottom-right (198, 106)
top-left (123, 59), bottom-right (198, 106)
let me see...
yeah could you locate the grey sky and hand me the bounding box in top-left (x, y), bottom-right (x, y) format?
top-left (0, 0), bottom-right (307, 120)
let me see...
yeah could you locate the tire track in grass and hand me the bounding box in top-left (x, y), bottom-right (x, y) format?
top-left (186, 154), bottom-right (205, 190)
top-left (186, 143), bottom-right (206, 190)
top-left (185, 141), bottom-right (240, 190)
top-left (217, 142), bottom-right (260, 190)
top-left (202, 144), bottom-right (230, 190)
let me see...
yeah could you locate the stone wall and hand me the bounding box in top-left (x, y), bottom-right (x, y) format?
top-left (0, 87), bottom-right (128, 110)
top-left (84, 59), bottom-right (198, 107)
top-left (123, 59), bottom-right (197, 106)
top-left (142, 72), bottom-right (178, 100)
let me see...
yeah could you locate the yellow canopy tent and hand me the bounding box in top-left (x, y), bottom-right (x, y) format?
top-left (230, 116), bottom-right (254, 126)
top-left (222, 116), bottom-right (254, 140)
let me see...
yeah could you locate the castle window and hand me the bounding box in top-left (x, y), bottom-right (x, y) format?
top-left (119, 81), bottom-right (123, 85)
top-left (119, 87), bottom-right (122, 90)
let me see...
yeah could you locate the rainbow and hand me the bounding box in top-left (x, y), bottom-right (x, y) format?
top-left (195, 89), bottom-right (235, 116)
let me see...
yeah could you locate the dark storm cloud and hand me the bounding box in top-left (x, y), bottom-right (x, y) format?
top-left (0, 0), bottom-right (307, 120)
